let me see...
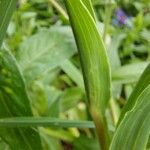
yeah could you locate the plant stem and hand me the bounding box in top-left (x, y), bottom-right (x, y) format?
top-left (103, 0), bottom-right (114, 41)
top-left (91, 108), bottom-right (110, 150)
top-left (109, 98), bottom-right (120, 126)
top-left (49, 0), bottom-right (69, 20)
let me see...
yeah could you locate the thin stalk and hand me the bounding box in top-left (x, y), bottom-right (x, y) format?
top-left (49, 0), bottom-right (69, 20)
top-left (91, 107), bottom-right (110, 150)
top-left (103, 0), bottom-right (114, 41)
top-left (109, 99), bottom-right (120, 126)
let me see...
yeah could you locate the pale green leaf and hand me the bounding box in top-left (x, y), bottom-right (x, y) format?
top-left (112, 62), bottom-right (148, 84)
top-left (64, 0), bottom-right (111, 149)
top-left (60, 60), bottom-right (84, 91)
top-left (65, 0), bottom-right (111, 115)
top-left (17, 27), bottom-right (76, 82)
top-left (60, 87), bottom-right (83, 112)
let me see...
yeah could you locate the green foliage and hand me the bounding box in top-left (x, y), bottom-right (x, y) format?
top-left (0, 50), bottom-right (42, 149)
top-left (118, 64), bottom-right (150, 124)
top-left (64, 0), bottom-right (111, 149)
top-left (0, 0), bottom-right (16, 47)
top-left (0, 0), bottom-right (150, 149)
top-left (17, 27), bottom-right (76, 82)
top-left (110, 85), bottom-right (150, 150)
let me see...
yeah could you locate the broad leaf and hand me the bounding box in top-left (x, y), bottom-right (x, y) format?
top-left (110, 84), bottom-right (150, 150)
top-left (17, 27), bottom-right (76, 82)
top-left (0, 0), bottom-right (16, 47)
top-left (0, 50), bottom-right (42, 149)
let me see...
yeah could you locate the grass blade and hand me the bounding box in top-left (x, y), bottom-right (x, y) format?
top-left (64, 0), bottom-right (111, 149)
top-left (0, 0), bottom-right (16, 47)
top-left (0, 50), bottom-right (42, 149)
top-left (110, 84), bottom-right (150, 150)
top-left (118, 63), bottom-right (150, 125)
top-left (60, 60), bottom-right (84, 91)
top-left (0, 117), bottom-right (95, 128)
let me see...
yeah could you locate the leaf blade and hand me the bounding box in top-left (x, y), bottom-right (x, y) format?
top-left (110, 84), bottom-right (150, 150)
top-left (0, 50), bottom-right (42, 150)
top-left (64, 0), bottom-right (111, 149)
top-left (118, 63), bottom-right (150, 124)
top-left (0, 0), bottom-right (16, 47)
top-left (17, 27), bottom-right (76, 82)
top-left (0, 117), bottom-right (95, 128)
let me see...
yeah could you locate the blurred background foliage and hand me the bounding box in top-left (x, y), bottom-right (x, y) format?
top-left (1, 0), bottom-right (150, 149)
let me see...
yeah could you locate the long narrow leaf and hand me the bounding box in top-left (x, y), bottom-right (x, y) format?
top-left (82, 0), bottom-right (96, 20)
top-left (60, 60), bottom-right (84, 91)
top-left (110, 84), bottom-right (150, 150)
top-left (118, 63), bottom-right (150, 124)
top-left (0, 0), bottom-right (16, 47)
top-left (64, 0), bottom-right (111, 149)
top-left (0, 117), bottom-right (95, 128)
top-left (0, 50), bottom-right (42, 150)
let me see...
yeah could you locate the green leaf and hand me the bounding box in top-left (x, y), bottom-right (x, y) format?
top-left (41, 127), bottom-right (74, 143)
top-left (73, 135), bottom-right (100, 150)
top-left (41, 134), bottom-right (62, 150)
top-left (0, 50), bottom-right (42, 150)
top-left (0, 117), bottom-right (95, 128)
top-left (17, 27), bottom-right (76, 82)
top-left (60, 60), bottom-right (84, 91)
top-left (108, 33), bottom-right (125, 98)
top-left (112, 62), bottom-right (148, 84)
top-left (29, 82), bottom-right (62, 117)
top-left (118, 63), bottom-right (150, 124)
top-left (110, 84), bottom-right (150, 150)
top-left (60, 87), bottom-right (83, 112)
top-left (0, 0), bottom-right (16, 47)
top-left (65, 0), bottom-right (111, 115)
top-left (64, 0), bottom-right (111, 149)
top-left (82, 0), bottom-right (96, 20)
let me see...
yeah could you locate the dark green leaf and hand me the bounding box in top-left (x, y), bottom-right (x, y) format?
top-left (0, 50), bottom-right (42, 150)
top-left (0, 0), bottom-right (16, 47)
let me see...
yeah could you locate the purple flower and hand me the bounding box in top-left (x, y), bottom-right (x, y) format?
top-left (116, 8), bottom-right (128, 25)
top-left (113, 8), bottom-right (133, 28)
